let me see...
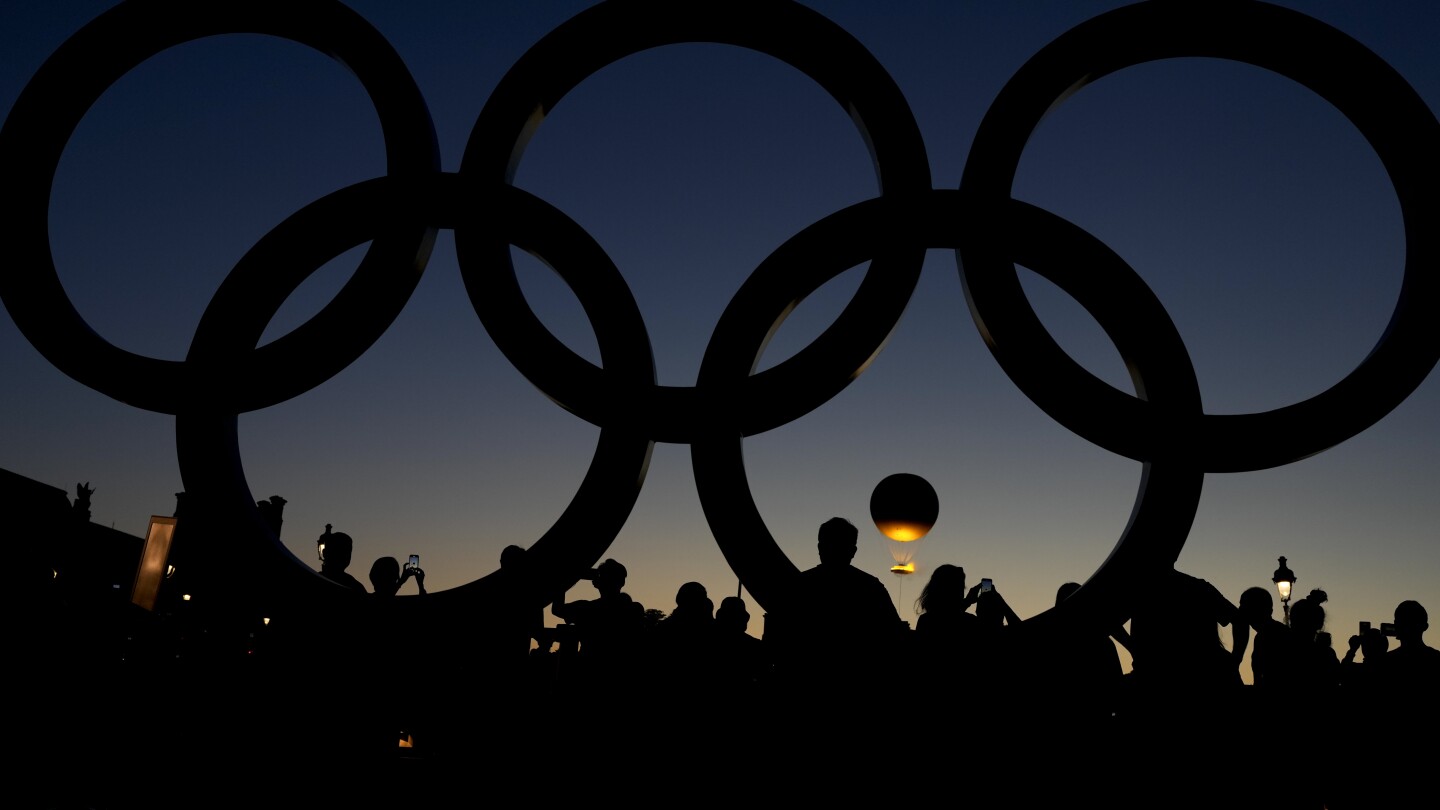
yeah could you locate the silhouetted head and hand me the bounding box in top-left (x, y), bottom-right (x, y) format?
top-left (1238, 586), bottom-right (1273, 624)
top-left (1290, 588), bottom-right (1328, 637)
top-left (717, 596), bottom-right (750, 633)
top-left (320, 528), bottom-right (353, 571)
top-left (1055, 581), bottom-right (1081, 607)
top-left (594, 559), bottom-right (627, 595)
top-left (500, 544), bottom-right (527, 571)
top-left (817, 517), bottom-right (858, 565)
top-left (676, 581), bottom-right (707, 608)
top-left (369, 556), bottom-right (400, 596)
top-left (1394, 600), bottom-right (1428, 643)
top-left (916, 564), bottom-right (966, 615)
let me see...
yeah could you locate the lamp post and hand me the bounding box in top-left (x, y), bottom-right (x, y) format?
top-left (1272, 556), bottom-right (1296, 626)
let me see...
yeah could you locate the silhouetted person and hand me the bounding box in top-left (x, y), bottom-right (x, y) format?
top-left (911, 564), bottom-right (981, 709)
top-left (368, 555), bottom-right (426, 598)
top-left (1382, 599), bottom-right (1440, 694)
top-left (1128, 567), bottom-right (1247, 714)
top-left (317, 525), bottom-right (365, 592)
top-left (772, 517), bottom-right (905, 696)
top-left (914, 564), bottom-right (981, 643)
top-left (487, 545), bottom-right (545, 670)
top-left (551, 558), bottom-right (645, 700)
top-left (359, 556), bottom-right (426, 758)
top-left (654, 582), bottom-right (715, 662)
top-left (1332, 602), bottom-right (1439, 810)
top-left (1236, 585), bottom-right (1294, 691)
top-left (1038, 581), bottom-right (1127, 723)
top-left (713, 595), bottom-right (770, 699)
top-left (1339, 626), bottom-right (1387, 696)
top-left (1286, 588), bottom-right (1339, 697)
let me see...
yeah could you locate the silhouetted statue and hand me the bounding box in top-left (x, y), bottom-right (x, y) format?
top-left (255, 495), bottom-right (287, 537)
top-left (771, 517), bottom-right (905, 696)
top-left (72, 481), bottom-right (93, 521)
top-left (316, 525), bottom-right (365, 592)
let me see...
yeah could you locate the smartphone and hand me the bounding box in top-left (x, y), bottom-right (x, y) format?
top-left (1381, 622), bottom-right (1397, 637)
top-left (407, 554), bottom-right (420, 571)
top-left (980, 578), bottom-right (993, 593)
top-left (1359, 621), bottom-right (1371, 635)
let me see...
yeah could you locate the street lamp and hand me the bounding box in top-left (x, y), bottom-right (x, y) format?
top-left (1272, 556), bottom-right (1296, 626)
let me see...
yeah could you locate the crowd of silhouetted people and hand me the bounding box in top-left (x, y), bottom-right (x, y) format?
top-left (24, 515), bottom-right (1439, 807)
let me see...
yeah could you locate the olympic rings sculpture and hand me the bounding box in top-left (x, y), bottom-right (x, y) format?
top-left (3, 0), bottom-right (1436, 640)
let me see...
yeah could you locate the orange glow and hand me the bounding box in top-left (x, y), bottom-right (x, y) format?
top-left (876, 521), bottom-right (931, 542)
top-left (890, 563), bottom-right (915, 574)
top-left (131, 515), bottom-right (177, 611)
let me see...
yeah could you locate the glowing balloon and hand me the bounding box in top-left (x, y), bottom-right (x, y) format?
top-left (870, 473), bottom-right (938, 575)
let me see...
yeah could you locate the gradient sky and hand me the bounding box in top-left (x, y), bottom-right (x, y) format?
top-left (4, 0), bottom-right (1437, 684)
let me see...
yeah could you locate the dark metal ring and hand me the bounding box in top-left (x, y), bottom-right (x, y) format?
top-left (458, 0), bottom-right (930, 443)
top-left (0, 0), bottom-right (439, 414)
top-left (959, 0), bottom-right (1440, 472)
top-left (693, 190), bottom-right (1205, 634)
top-left (176, 173), bottom-right (655, 608)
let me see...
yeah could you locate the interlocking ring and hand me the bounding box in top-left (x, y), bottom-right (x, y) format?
top-left (693, 192), bottom-right (1205, 636)
top-left (0, 0), bottom-right (440, 414)
top-left (458, 0), bottom-right (930, 442)
top-left (176, 175), bottom-right (655, 608)
top-left (2, 0), bottom-right (1434, 633)
top-left (959, 0), bottom-right (1440, 473)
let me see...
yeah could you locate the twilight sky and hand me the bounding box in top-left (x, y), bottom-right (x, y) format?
top-left (3, 0), bottom-right (1437, 680)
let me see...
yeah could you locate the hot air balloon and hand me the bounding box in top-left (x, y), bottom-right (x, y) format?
top-left (870, 473), bottom-right (939, 585)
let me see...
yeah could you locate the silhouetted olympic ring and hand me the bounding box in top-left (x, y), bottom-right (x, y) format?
top-left (0, 0), bottom-right (439, 414)
top-left (959, 0), bottom-right (1440, 473)
top-left (174, 175), bottom-right (655, 606)
top-left (693, 191), bottom-right (1205, 635)
top-left (458, 0), bottom-right (930, 442)
top-left (3, 1), bottom-right (1435, 622)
